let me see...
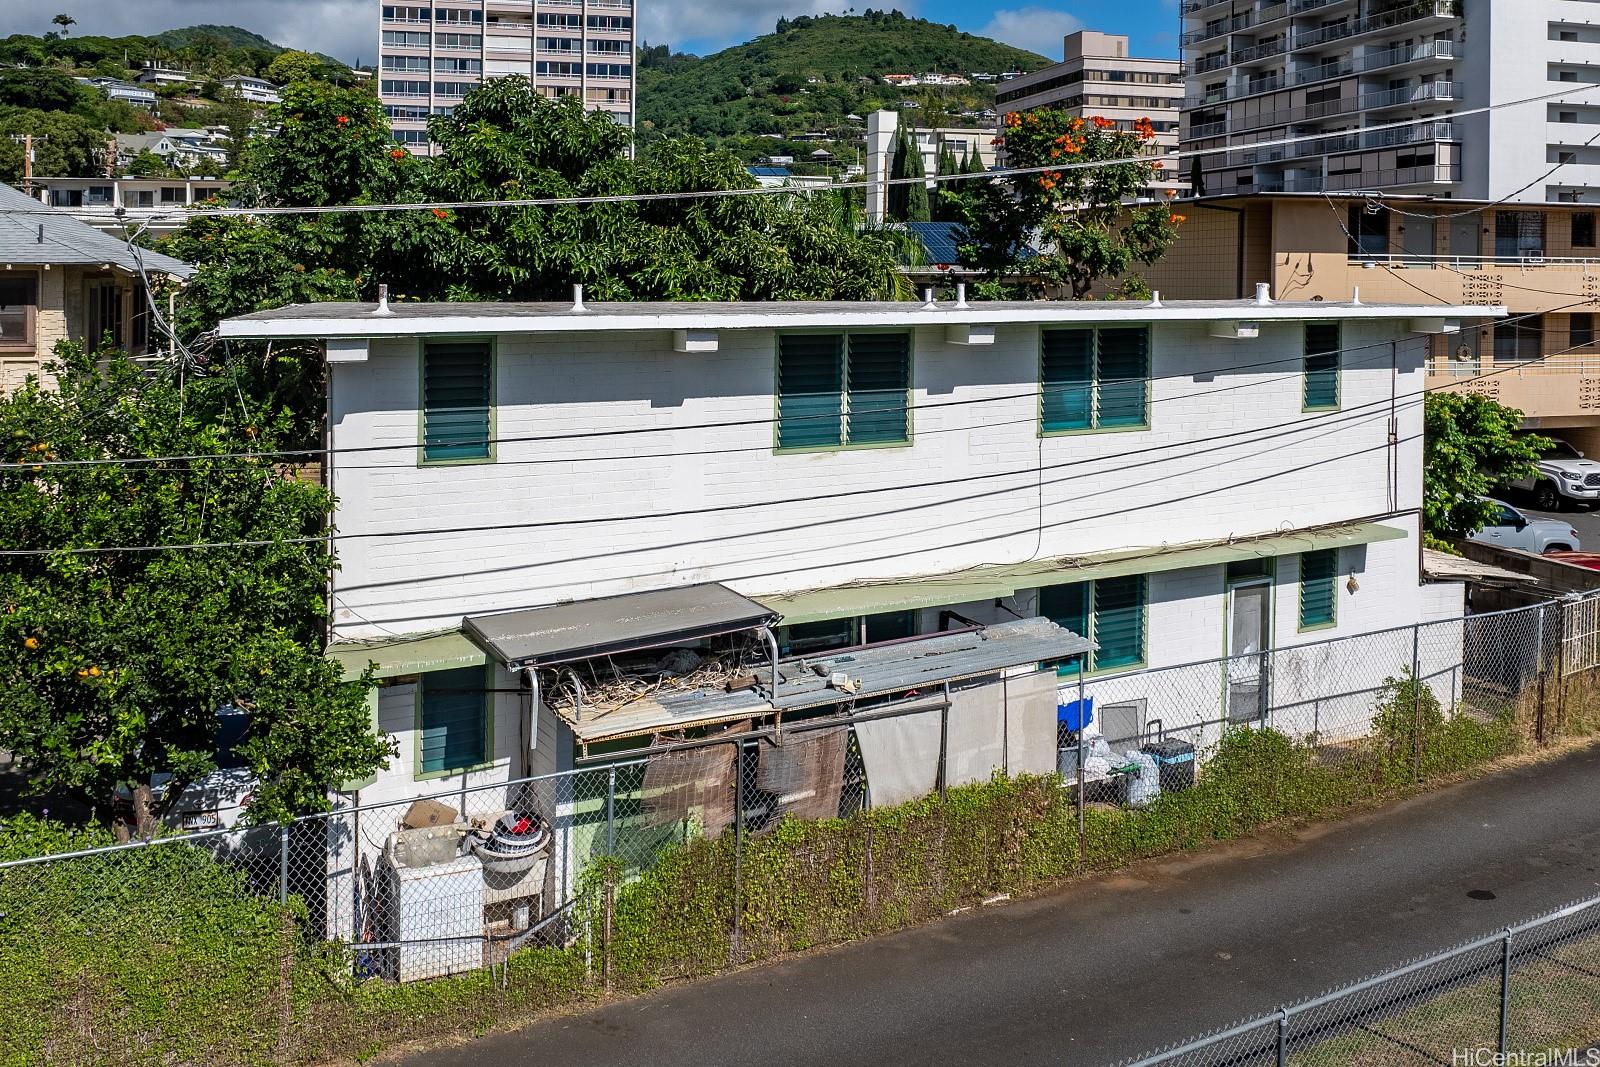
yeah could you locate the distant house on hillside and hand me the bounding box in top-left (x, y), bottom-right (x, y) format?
top-left (134, 65), bottom-right (191, 87)
top-left (882, 74), bottom-right (919, 87)
top-left (116, 128), bottom-right (229, 169)
top-left (78, 77), bottom-right (157, 110)
top-left (0, 182), bottom-right (193, 390)
top-left (222, 75), bottom-right (282, 105)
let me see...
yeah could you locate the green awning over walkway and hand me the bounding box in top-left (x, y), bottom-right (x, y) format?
top-left (328, 631), bottom-right (488, 682)
top-left (754, 522), bottom-right (1408, 625)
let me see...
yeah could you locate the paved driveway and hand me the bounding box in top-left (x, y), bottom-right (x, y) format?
top-left (399, 746), bottom-right (1600, 1067)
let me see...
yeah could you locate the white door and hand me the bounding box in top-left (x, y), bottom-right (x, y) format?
top-left (1226, 583), bottom-right (1272, 723)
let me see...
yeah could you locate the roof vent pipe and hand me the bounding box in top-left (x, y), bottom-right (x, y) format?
top-left (1254, 282), bottom-right (1272, 305)
top-left (36, 224), bottom-right (44, 244)
top-left (372, 283), bottom-right (394, 317)
top-left (955, 281), bottom-right (968, 309)
top-left (572, 283), bottom-right (587, 313)
top-left (1350, 285), bottom-right (1362, 307)
top-left (921, 286), bottom-right (937, 310)
top-left (1148, 290), bottom-right (1163, 308)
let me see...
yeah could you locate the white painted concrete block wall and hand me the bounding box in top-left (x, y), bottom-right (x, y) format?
top-left (327, 319), bottom-right (1429, 642)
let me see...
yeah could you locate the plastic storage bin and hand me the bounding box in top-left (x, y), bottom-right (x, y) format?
top-left (1141, 738), bottom-right (1196, 793)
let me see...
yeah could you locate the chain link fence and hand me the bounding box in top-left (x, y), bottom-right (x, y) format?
top-left (5, 594), bottom-right (1600, 1063)
top-left (1113, 894), bottom-right (1600, 1067)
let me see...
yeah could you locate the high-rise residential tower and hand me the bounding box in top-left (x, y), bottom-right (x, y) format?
top-left (379, 0), bottom-right (635, 155)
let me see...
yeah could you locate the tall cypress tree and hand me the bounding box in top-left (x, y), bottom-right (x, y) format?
top-left (904, 134), bottom-right (931, 223)
top-left (887, 127), bottom-right (911, 221)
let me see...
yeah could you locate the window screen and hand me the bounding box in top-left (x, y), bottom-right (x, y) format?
top-left (1304, 323), bottom-right (1340, 409)
top-left (422, 342), bottom-right (492, 461)
top-left (1041, 326), bottom-right (1151, 432)
top-left (776, 332), bottom-right (910, 448)
top-left (418, 667), bottom-right (487, 775)
top-left (1299, 549), bottom-right (1338, 629)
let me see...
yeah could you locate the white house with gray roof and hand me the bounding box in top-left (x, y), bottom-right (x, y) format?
top-left (0, 182), bottom-right (193, 390)
top-left (217, 292), bottom-right (1494, 834)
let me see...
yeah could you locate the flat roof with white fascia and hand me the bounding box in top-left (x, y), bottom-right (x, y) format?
top-left (216, 298), bottom-right (1505, 341)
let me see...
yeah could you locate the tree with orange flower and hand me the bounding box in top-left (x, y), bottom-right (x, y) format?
top-left (951, 108), bottom-right (1181, 298)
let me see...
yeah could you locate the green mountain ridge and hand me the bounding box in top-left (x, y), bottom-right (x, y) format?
top-left (639, 11), bottom-right (1050, 160)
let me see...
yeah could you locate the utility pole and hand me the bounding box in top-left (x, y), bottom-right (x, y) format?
top-left (103, 138), bottom-right (117, 179)
top-left (8, 134), bottom-right (44, 196)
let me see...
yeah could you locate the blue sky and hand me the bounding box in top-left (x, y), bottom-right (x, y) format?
top-left (0, 1), bottom-right (1179, 67)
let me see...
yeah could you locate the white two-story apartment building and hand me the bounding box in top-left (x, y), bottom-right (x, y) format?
top-left (218, 291), bottom-right (1494, 800)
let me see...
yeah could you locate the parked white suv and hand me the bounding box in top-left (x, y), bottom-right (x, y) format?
top-left (1469, 499), bottom-right (1582, 554)
top-left (1511, 439), bottom-right (1600, 511)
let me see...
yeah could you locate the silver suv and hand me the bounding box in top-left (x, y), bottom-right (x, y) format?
top-left (1470, 499), bottom-right (1581, 555)
top-left (1512, 438), bottom-right (1600, 511)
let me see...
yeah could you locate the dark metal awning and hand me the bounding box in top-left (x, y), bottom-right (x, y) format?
top-left (463, 583), bottom-right (780, 670)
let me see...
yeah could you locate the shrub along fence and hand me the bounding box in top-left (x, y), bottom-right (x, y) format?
top-left (3, 595), bottom-right (1599, 1065)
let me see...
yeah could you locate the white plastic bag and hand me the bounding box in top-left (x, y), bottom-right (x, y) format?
top-left (1126, 750), bottom-right (1161, 808)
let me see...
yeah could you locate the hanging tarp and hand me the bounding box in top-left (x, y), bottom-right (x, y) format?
top-left (641, 742), bottom-right (738, 837)
top-left (756, 725), bottom-right (848, 822)
top-left (854, 707), bottom-right (942, 808)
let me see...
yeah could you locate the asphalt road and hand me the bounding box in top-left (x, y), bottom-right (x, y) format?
top-left (402, 748), bottom-right (1600, 1067)
top-left (1519, 494), bottom-right (1600, 552)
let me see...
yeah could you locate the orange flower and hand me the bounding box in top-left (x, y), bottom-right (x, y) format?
top-left (1049, 148), bottom-right (1061, 159)
top-left (1092, 116), bottom-right (1115, 130)
top-left (1069, 117), bottom-right (1084, 131)
top-left (1165, 188), bottom-right (1177, 198)
top-left (390, 148), bottom-right (407, 159)
top-left (23, 637), bottom-right (38, 650)
top-left (1172, 214), bottom-right (1188, 225)
top-left (432, 208), bottom-right (450, 220)
top-left (336, 115), bottom-right (350, 126)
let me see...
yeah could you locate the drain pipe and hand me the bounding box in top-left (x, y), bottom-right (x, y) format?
top-left (760, 626), bottom-right (781, 700)
top-left (523, 667), bottom-right (541, 752)
top-left (562, 667), bottom-right (585, 722)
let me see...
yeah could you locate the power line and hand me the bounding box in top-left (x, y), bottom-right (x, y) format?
top-left (8, 81), bottom-right (1599, 225)
top-left (0, 344), bottom-right (1550, 559)
top-left (0, 322), bottom-right (1483, 472)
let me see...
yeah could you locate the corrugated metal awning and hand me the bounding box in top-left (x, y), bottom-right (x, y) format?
top-left (754, 522), bottom-right (1407, 625)
top-left (464, 582), bottom-right (780, 670)
top-left (564, 617), bottom-right (1090, 743)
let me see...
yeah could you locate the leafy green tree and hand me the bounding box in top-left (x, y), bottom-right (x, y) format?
top-left (954, 110), bottom-right (1180, 297)
top-left (0, 68), bottom-right (88, 112)
top-left (1423, 392), bottom-right (1551, 541)
top-left (0, 108), bottom-right (105, 179)
top-left (125, 148), bottom-right (169, 177)
top-left (51, 14), bottom-right (75, 37)
top-left (0, 348), bottom-right (389, 823)
top-left (265, 49), bottom-right (322, 87)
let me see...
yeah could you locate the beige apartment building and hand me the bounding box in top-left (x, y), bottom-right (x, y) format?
top-left (1139, 193), bottom-right (1600, 446)
top-left (997, 30), bottom-right (1185, 196)
top-left (0, 183), bottom-right (192, 390)
top-left (379, 0), bottom-right (635, 155)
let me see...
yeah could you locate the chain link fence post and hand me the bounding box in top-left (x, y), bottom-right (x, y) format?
top-left (1537, 604), bottom-right (1549, 746)
top-left (1411, 622), bottom-right (1422, 783)
top-left (1075, 672), bottom-right (1087, 868)
top-left (277, 823), bottom-right (289, 904)
top-left (1499, 927), bottom-right (1512, 1055)
top-left (731, 738), bottom-right (744, 966)
top-left (1556, 599), bottom-right (1568, 740)
top-left (605, 764), bottom-right (616, 856)
top-left (1276, 1006), bottom-right (1289, 1066)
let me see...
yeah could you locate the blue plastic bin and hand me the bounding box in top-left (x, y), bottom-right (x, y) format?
top-left (1057, 697), bottom-right (1094, 731)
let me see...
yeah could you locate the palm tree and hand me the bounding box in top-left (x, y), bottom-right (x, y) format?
top-left (51, 13), bottom-right (75, 36)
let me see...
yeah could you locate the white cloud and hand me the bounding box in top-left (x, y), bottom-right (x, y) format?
top-left (641, 0), bottom-right (863, 53)
top-left (0, 1), bottom-right (375, 66)
top-left (977, 7), bottom-right (1084, 60)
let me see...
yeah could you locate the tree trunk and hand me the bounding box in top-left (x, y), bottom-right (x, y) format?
top-left (130, 783), bottom-right (160, 840)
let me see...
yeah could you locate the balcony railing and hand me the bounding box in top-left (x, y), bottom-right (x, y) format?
top-left (1284, 174), bottom-right (1326, 191)
top-left (1194, 53), bottom-right (1231, 74)
top-left (1428, 355), bottom-right (1600, 378)
top-left (1182, 14), bottom-right (1252, 46)
top-left (1290, 0), bottom-right (1356, 13)
top-left (1359, 80), bottom-right (1455, 109)
top-left (1375, 253), bottom-right (1600, 270)
top-left (1291, 0), bottom-right (1457, 50)
top-left (1187, 119), bottom-right (1228, 138)
top-left (1324, 162), bottom-right (1461, 190)
top-left (1357, 38), bottom-right (1455, 73)
top-left (1293, 58), bottom-right (1354, 85)
top-left (1231, 39), bottom-right (1286, 64)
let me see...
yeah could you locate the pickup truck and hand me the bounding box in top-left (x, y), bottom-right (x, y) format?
top-left (1469, 499), bottom-right (1582, 554)
top-left (1510, 438), bottom-right (1600, 511)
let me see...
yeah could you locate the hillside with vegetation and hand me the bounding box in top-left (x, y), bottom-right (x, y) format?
top-left (0, 19), bottom-right (355, 182)
top-left (638, 10), bottom-right (1049, 163)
